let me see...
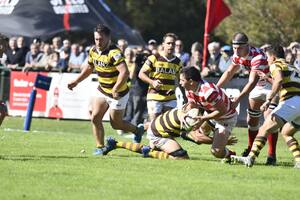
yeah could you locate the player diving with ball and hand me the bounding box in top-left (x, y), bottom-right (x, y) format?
top-left (101, 66), bottom-right (238, 161)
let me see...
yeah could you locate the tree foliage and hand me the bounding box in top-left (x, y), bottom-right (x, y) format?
top-left (105, 0), bottom-right (206, 49)
top-left (216, 0), bottom-right (300, 46)
top-left (105, 0), bottom-right (300, 48)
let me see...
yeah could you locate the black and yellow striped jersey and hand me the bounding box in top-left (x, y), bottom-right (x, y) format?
top-left (142, 54), bottom-right (182, 101)
top-left (150, 108), bottom-right (184, 138)
top-left (88, 44), bottom-right (129, 97)
top-left (270, 58), bottom-right (300, 101)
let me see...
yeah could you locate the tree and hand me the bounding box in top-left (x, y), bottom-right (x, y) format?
top-left (106, 0), bottom-right (206, 50)
top-left (215, 0), bottom-right (300, 46)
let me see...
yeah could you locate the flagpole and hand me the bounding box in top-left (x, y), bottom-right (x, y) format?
top-left (202, 0), bottom-right (212, 70)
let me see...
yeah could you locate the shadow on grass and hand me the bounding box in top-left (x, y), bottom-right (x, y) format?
top-left (0, 154), bottom-right (89, 161)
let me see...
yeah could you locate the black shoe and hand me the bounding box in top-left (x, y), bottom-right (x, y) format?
top-left (241, 148), bottom-right (251, 157)
top-left (265, 156), bottom-right (277, 166)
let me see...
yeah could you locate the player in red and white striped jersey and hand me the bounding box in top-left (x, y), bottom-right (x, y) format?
top-left (217, 32), bottom-right (278, 165)
top-left (186, 80), bottom-right (236, 120)
top-left (0, 33), bottom-right (8, 127)
top-left (180, 66), bottom-right (237, 161)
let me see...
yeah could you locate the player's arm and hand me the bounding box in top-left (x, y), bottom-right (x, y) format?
top-left (216, 63), bottom-right (239, 87)
top-left (112, 61), bottom-right (129, 98)
top-left (138, 58), bottom-right (161, 89)
top-left (261, 68), bottom-right (283, 111)
top-left (67, 62), bottom-right (94, 90)
top-left (232, 70), bottom-right (259, 107)
top-left (181, 130), bottom-right (213, 145)
top-left (201, 100), bottom-right (228, 121)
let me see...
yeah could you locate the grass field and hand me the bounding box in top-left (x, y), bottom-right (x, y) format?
top-left (1, 116), bottom-right (300, 200)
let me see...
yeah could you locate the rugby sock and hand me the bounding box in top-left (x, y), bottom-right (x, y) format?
top-left (248, 129), bottom-right (258, 150)
top-left (249, 136), bottom-right (267, 159)
top-left (149, 150), bottom-right (169, 159)
top-left (96, 145), bottom-right (104, 148)
top-left (116, 141), bottom-right (143, 153)
top-left (286, 138), bottom-right (300, 162)
top-left (267, 132), bottom-right (278, 158)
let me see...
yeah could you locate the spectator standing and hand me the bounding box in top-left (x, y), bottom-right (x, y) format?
top-left (218, 45), bottom-right (233, 73)
top-left (117, 39), bottom-right (128, 53)
top-left (207, 41), bottom-right (222, 76)
top-left (174, 39), bottom-right (190, 66)
top-left (68, 43), bottom-right (86, 72)
top-left (22, 43), bottom-right (43, 72)
top-left (5, 37), bottom-right (26, 69)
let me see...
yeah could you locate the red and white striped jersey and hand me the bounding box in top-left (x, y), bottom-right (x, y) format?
top-left (232, 46), bottom-right (269, 74)
top-left (186, 80), bottom-right (237, 119)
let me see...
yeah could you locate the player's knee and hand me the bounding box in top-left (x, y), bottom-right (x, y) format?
top-left (247, 109), bottom-right (262, 124)
top-left (91, 114), bottom-right (101, 125)
top-left (169, 148), bottom-right (188, 158)
top-left (210, 147), bottom-right (225, 158)
top-left (110, 120), bottom-right (122, 129)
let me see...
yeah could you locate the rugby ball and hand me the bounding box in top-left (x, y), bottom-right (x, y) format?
top-left (182, 108), bottom-right (200, 131)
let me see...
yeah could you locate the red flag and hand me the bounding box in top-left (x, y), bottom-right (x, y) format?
top-left (63, 2), bottom-right (71, 31)
top-left (202, 0), bottom-right (231, 69)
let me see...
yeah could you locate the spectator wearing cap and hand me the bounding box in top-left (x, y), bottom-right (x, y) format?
top-left (285, 49), bottom-right (295, 65)
top-left (287, 41), bottom-right (300, 55)
top-left (147, 39), bottom-right (157, 54)
top-left (218, 45), bottom-right (233, 72)
top-left (174, 39), bottom-right (190, 66)
top-left (293, 47), bottom-right (300, 70)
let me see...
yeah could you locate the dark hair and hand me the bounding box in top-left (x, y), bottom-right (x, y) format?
top-left (162, 33), bottom-right (178, 43)
top-left (0, 33), bottom-right (8, 43)
top-left (232, 32), bottom-right (248, 45)
top-left (266, 45), bottom-right (285, 59)
top-left (180, 66), bottom-right (202, 82)
top-left (94, 24), bottom-right (111, 36)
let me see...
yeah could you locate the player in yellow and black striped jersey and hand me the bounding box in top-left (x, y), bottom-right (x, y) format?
top-left (101, 105), bottom-right (238, 160)
top-left (87, 44), bottom-right (129, 98)
top-left (269, 59), bottom-right (300, 102)
top-left (231, 45), bottom-right (300, 168)
top-left (68, 24), bottom-right (144, 156)
top-left (139, 33), bottom-right (182, 122)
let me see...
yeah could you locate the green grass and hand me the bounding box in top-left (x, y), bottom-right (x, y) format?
top-left (1, 116), bottom-right (300, 200)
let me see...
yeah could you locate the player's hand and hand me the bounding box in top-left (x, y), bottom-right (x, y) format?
top-left (151, 80), bottom-right (162, 90)
top-left (227, 135), bottom-right (238, 145)
top-left (67, 80), bottom-right (78, 91)
top-left (230, 96), bottom-right (239, 109)
top-left (192, 116), bottom-right (204, 131)
top-left (112, 88), bottom-right (120, 100)
top-left (260, 101), bottom-right (270, 112)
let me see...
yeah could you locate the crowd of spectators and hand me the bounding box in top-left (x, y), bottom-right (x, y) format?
top-left (1, 35), bottom-right (300, 78)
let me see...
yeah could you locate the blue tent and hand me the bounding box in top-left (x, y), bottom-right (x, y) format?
top-left (0, 0), bottom-right (144, 45)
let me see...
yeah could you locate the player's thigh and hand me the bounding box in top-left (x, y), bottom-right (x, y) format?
top-left (91, 97), bottom-right (109, 118)
top-left (147, 100), bottom-right (163, 120)
top-left (159, 139), bottom-right (182, 154)
top-left (259, 114), bottom-right (284, 135)
top-left (281, 122), bottom-right (298, 137)
top-left (212, 128), bottom-right (230, 150)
